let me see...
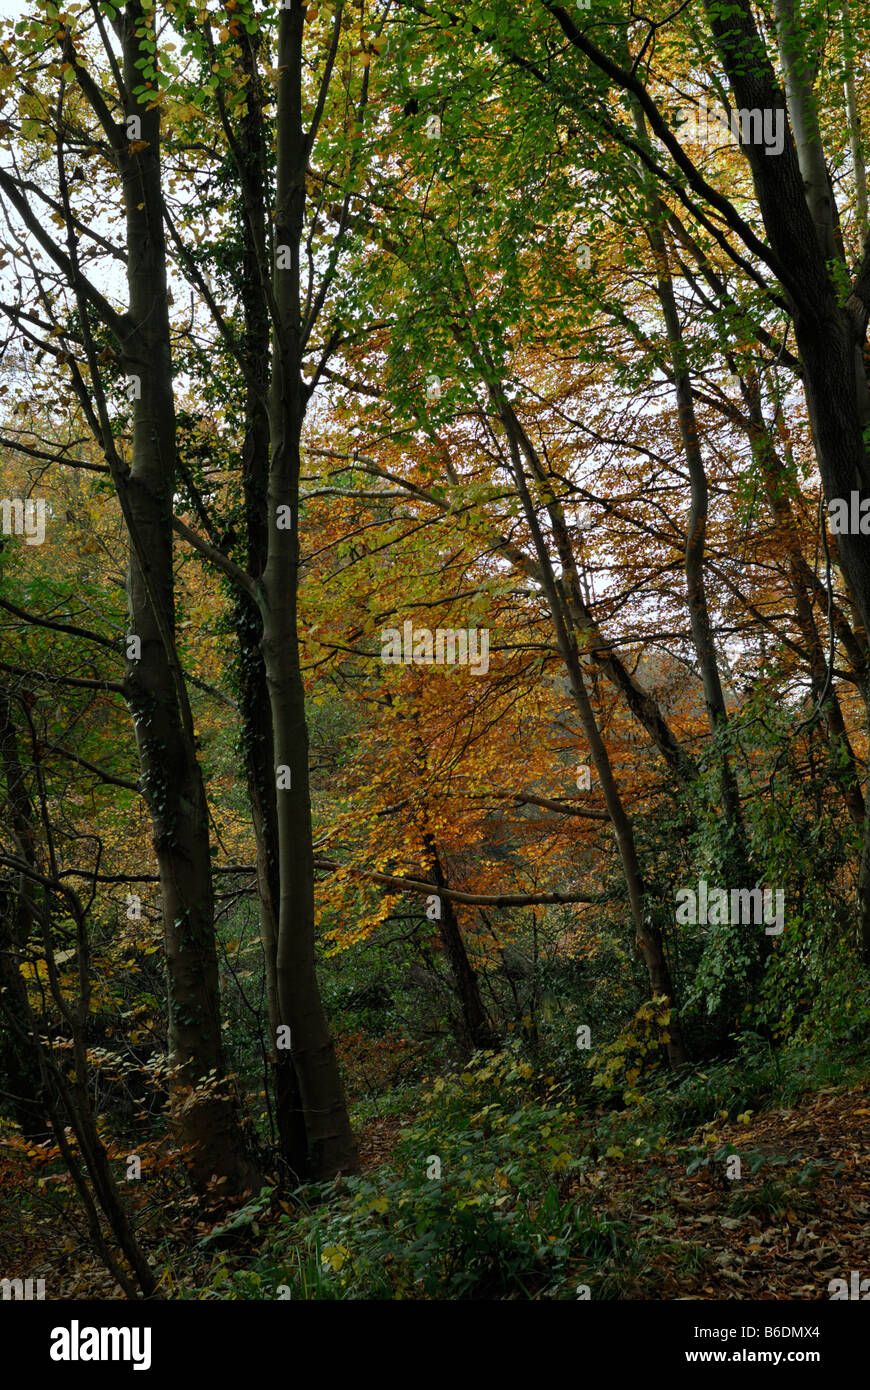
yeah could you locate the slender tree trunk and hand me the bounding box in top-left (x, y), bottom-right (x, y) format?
top-left (772, 0), bottom-right (841, 262)
top-left (652, 247), bottom-right (747, 844)
top-left (261, 0), bottom-right (358, 1178)
top-left (424, 835), bottom-right (498, 1052)
top-left (841, 0), bottom-right (868, 246)
top-left (0, 691), bottom-right (157, 1295)
top-left (629, 105), bottom-right (751, 884)
top-left (114, 5), bottom-right (258, 1193)
top-left (0, 687), bottom-right (50, 1140)
top-left (702, 0), bottom-right (870, 959)
top-left (745, 386), bottom-right (865, 827)
top-left (498, 400), bottom-right (689, 1067)
top-left (233, 23), bottom-right (309, 1179)
top-left (491, 387), bottom-right (700, 788)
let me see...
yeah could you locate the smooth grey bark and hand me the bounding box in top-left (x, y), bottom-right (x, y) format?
top-left (260, 0), bottom-right (358, 1178)
top-left (231, 21), bottom-right (309, 1180)
top-left (773, 0), bottom-right (840, 262)
top-left (841, 0), bottom-right (868, 245)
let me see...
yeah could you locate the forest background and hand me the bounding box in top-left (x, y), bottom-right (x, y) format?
top-left (1, 0), bottom-right (870, 1301)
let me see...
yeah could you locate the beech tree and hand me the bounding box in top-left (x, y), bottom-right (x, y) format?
top-left (0, 0), bottom-right (379, 1184)
top-left (2, 1), bottom-right (869, 1283)
top-left (296, 0), bottom-right (870, 1045)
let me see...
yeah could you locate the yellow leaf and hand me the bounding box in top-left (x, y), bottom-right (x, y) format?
top-left (321, 1243), bottom-right (349, 1272)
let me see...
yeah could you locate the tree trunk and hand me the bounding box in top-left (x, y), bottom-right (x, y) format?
top-left (644, 200), bottom-right (751, 885)
top-left (233, 21), bottom-right (309, 1180)
top-left (0, 687), bottom-right (50, 1140)
top-left (425, 836), bottom-right (498, 1052)
top-left (261, 0), bottom-right (358, 1179)
top-left (702, 0), bottom-right (870, 956)
top-left (498, 400), bottom-right (689, 1067)
top-left (772, 0), bottom-right (840, 262)
top-left (115, 4), bottom-right (258, 1194)
top-left (746, 386), bottom-right (865, 827)
top-left (841, 0), bottom-right (868, 246)
top-left (0, 691), bottom-right (157, 1295)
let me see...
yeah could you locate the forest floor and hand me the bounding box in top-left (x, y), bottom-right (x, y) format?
top-left (2, 1076), bottom-right (868, 1300)
top-left (573, 1078), bottom-right (870, 1298)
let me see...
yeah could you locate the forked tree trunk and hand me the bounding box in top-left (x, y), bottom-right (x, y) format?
top-left (233, 22), bottom-right (309, 1180)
